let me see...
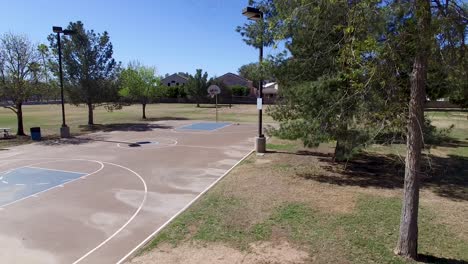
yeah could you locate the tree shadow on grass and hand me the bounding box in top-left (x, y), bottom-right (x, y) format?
top-left (197, 104), bottom-right (232, 109)
top-left (267, 149), bottom-right (334, 158)
top-left (79, 123), bottom-right (173, 132)
top-left (418, 254), bottom-right (468, 264)
top-left (296, 151), bottom-right (468, 201)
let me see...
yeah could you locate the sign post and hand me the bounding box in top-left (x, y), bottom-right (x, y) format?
top-left (207, 85), bottom-right (221, 123)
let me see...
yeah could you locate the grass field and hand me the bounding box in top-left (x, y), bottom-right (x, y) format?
top-left (0, 103), bottom-right (273, 148)
top-left (130, 111), bottom-right (468, 264)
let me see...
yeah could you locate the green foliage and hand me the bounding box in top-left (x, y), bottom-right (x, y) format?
top-left (0, 33), bottom-right (41, 135)
top-left (48, 21), bottom-right (121, 124)
top-left (119, 62), bottom-right (159, 103)
top-left (185, 69), bottom-right (209, 106)
top-left (119, 62), bottom-right (159, 118)
top-left (157, 86), bottom-right (186, 98)
top-left (231, 85), bottom-right (250, 96)
top-left (246, 0), bottom-right (467, 161)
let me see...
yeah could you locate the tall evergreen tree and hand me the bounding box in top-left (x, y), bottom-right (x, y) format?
top-left (48, 21), bottom-right (121, 125)
top-left (185, 69), bottom-right (209, 107)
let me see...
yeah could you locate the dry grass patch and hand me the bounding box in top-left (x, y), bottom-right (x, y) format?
top-left (130, 241), bottom-right (309, 264)
top-left (132, 113), bottom-right (468, 263)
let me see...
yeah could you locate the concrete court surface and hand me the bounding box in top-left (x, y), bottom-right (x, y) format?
top-left (0, 120), bottom-right (256, 264)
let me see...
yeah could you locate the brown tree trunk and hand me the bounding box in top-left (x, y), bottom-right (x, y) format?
top-left (333, 139), bottom-right (346, 162)
top-left (87, 103), bottom-right (94, 125)
top-left (16, 103), bottom-right (25, 136)
top-left (395, 0), bottom-right (431, 260)
top-left (142, 103), bottom-right (147, 119)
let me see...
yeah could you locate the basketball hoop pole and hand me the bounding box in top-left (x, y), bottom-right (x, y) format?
top-left (215, 94), bottom-right (218, 123)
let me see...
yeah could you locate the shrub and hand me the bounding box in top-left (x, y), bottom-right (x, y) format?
top-left (231, 85), bottom-right (250, 96)
top-left (158, 86), bottom-right (186, 98)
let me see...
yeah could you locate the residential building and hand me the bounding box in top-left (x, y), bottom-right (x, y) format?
top-left (215, 72), bottom-right (256, 96)
top-left (161, 73), bottom-right (189, 87)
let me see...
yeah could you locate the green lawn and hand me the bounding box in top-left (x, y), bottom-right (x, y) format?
top-left (133, 111), bottom-right (468, 263)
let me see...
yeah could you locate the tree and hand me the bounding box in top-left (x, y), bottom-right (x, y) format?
top-left (36, 43), bottom-right (59, 101)
top-left (242, 0), bottom-right (393, 161)
top-left (48, 21), bottom-right (121, 125)
top-left (119, 62), bottom-right (159, 119)
top-left (240, 0), bottom-right (467, 260)
top-left (0, 33), bottom-right (40, 136)
top-left (238, 62), bottom-right (274, 89)
top-left (238, 63), bottom-right (260, 88)
top-left (185, 69), bottom-right (209, 107)
top-left (394, 0), bottom-right (431, 258)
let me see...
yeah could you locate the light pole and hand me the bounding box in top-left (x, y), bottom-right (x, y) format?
top-left (242, 7), bottom-right (266, 153)
top-left (52, 26), bottom-right (75, 138)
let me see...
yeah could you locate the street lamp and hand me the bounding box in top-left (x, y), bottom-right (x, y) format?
top-left (52, 26), bottom-right (75, 138)
top-left (242, 6), bottom-right (266, 154)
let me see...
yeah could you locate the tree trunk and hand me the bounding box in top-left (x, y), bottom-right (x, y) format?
top-left (142, 103), bottom-right (147, 119)
top-left (333, 139), bottom-right (346, 162)
top-left (16, 103), bottom-right (25, 136)
top-left (395, 0), bottom-right (430, 260)
top-left (87, 103), bottom-right (94, 125)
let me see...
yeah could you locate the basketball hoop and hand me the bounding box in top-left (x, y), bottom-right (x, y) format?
top-left (207, 85), bottom-right (221, 97)
top-left (207, 85), bottom-right (221, 123)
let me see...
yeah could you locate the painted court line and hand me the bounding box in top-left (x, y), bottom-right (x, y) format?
top-left (72, 161), bottom-right (148, 264)
top-left (25, 166), bottom-right (87, 175)
top-left (115, 148), bottom-right (254, 264)
top-left (0, 160), bottom-right (105, 209)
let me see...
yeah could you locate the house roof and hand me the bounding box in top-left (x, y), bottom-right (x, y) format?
top-left (161, 73), bottom-right (189, 84)
top-left (215, 72), bottom-right (251, 87)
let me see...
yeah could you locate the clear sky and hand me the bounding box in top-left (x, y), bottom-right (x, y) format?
top-left (0, 0), bottom-right (281, 77)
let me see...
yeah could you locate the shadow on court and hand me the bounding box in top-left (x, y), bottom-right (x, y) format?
top-left (79, 123), bottom-right (173, 132)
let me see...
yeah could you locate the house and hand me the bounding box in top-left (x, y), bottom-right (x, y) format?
top-left (161, 73), bottom-right (189, 87)
top-left (215, 72), bottom-right (256, 96)
top-left (262, 82), bottom-right (279, 98)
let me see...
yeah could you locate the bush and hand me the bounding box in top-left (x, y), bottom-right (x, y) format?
top-left (231, 85), bottom-right (250, 96)
top-left (158, 86), bottom-right (186, 98)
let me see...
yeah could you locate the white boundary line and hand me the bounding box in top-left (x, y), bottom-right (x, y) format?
top-left (25, 166), bottom-right (87, 175)
top-left (0, 160), bottom-right (104, 209)
top-left (0, 157), bottom-right (148, 263)
top-left (115, 148), bottom-right (254, 264)
top-left (72, 161), bottom-right (148, 264)
top-left (116, 137), bottom-right (178, 150)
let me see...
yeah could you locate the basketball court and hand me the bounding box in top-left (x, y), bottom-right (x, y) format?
top-left (0, 120), bottom-right (256, 264)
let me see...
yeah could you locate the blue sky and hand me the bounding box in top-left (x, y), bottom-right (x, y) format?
top-left (0, 0), bottom-right (282, 77)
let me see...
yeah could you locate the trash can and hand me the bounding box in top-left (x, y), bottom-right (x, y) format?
top-left (30, 127), bottom-right (41, 141)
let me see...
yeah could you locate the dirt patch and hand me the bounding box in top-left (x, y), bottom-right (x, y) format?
top-left (130, 241), bottom-right (309, 264)
top-left (219, 152), bottom-right (359, 218)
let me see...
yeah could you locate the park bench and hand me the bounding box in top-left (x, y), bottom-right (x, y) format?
top-left (1, 128), bottom-right (11, 138)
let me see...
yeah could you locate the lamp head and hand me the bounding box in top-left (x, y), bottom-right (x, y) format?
top-left (242, 7), bottom-right (262, 21)
top-left (52, 26), bottom-right (63, 33)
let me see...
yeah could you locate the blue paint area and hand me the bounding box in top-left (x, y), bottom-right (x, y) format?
top-left (178, 122), bottom-right (231, 131)
top-left (0, 167), bottom-right (86, 207)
